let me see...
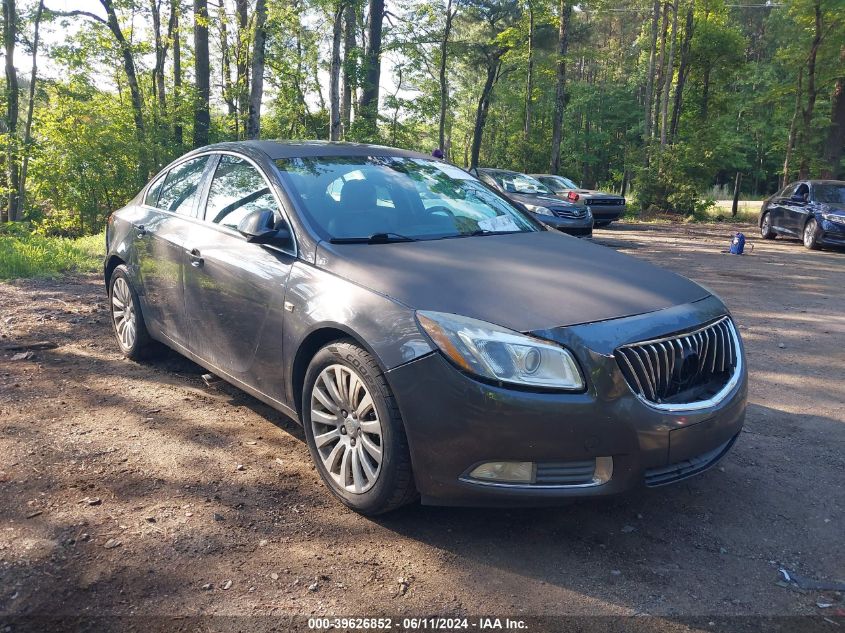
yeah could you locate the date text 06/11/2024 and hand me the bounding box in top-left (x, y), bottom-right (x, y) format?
top-left (307, 617), bottom-right (528, 630)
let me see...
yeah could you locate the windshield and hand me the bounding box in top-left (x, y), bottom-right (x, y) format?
top-left (488, 172), bottom-right (553, 195)
top-left (275, 156), bottom-right (539, 241)
top-left (815, 184), bottom-right (845, 204)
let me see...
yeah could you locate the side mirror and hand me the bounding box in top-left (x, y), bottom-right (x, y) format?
top-left (237, 208), bottom-right (293, 247)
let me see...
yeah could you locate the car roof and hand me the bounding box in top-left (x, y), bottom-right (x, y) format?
top-left (808, 180), bottom-right (845, 185)
top-left (194, 140), bottom-right (432, 161)
top-left (478, 167), bottom-right (525, 176)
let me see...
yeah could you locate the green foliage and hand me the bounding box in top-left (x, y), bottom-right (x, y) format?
top-left (0, 232), bottom-right (104, 280)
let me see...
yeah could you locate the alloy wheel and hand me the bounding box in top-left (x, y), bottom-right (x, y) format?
top-left (804, 220), bottom-right (817, 248)
top-left (310, 364), bottom-right (383, 494)
top-left (761, 215), bottom-right (770, 236)
top-left (111, 277), bottom-right (137, 351)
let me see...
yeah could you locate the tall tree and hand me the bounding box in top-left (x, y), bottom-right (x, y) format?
top-left (470, 52), bottom-right (504, 169)
top-left (822, 44), bottom-right (845, 179)
top-left (171, 0), bottom-right (183, 146)
top-left (193, 0), bottom-right (210, 147)
top-left (18, 0), bottom-right (45, 216)
top-left (643, 0), bottom-right (660, 148)
top-left (659, 0), bottom-right (678, 147)
top-left (669, 2), bottom-right (693, 142)
top-left (246, 0), bottom-right (267, 139)
top-left (549, 0), bottom-right (571, 174)
top-left (797, 0), bottom-right (823, 179)
top-left (522, 1), bottom-right (533, 171)
top-left (329, 1), bottom-right (344, 140)
top-left (341, 0), bottom-right (358, 136)
top-left (438, 0), bottom-right (456, 154)
top-left (358, 0), bottom-right (385, 138)
top-left (235, 0), bottom-right (249, 135)
top-left (3, 0), bottom-right (20, 221)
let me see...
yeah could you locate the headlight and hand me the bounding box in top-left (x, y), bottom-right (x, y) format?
top-left (523, 203), bottom-right (553, 216)
top-left (416, 311), bottom-right (585, 390)
top-left (821, 212), bottom-right (845, 224)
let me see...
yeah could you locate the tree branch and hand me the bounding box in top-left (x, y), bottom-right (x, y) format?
top-left (43, 7), bottom-right (108, 26)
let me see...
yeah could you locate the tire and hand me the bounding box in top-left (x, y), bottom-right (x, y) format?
top-left (803, 218), bottom-right (820, 250)
top-left (108, 265), bottom-right (158, 360)
top-left (302, 340), bottom-right (416, 515)
top-left (760, 212), bottom-right (776, 240)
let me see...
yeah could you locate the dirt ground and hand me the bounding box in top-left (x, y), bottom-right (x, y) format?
top-left (0, 222), bottom-right (843, 632)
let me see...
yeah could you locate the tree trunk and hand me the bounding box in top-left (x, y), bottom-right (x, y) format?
top-left (798, 0), bottom-right (822, 179)
top-left (4, 0), bottom-right (20, 221)
top-left (822, 45), bottom-right (845, 179)
top-left (246, 0), bottom-right (267, 139)
top-left (18, 0), bottom-right (44, 216)
top-left (549, 0), bottom-right (571, 174)
top-left (782, 69), bottom-right (803, 188)
top-left (235, 0), bottom-right (249, 137)
top-left (341, 1), bottom-right (357, 137)
top-left (150, 0), bottom-right (167, 116)
top-left (329, 2), bottom-right (343, 141)
top-left (643, 0), bottom-right (660, 148)
top-left (193, 0), bottom-right (210, 147)
top-left (669, 2), bottom-right (692, 142)
top-left (659, 0), bottom-right (678, 147)
top-left (522, 3), bottom-right (534, 171)
top-left (731, 171), bottom-right (741, 217)
top-left (220, 5), bottom-right (237, 133)
top-left (652, 1), bottom-right (669, 140)
top-left (358, 0), bottom-right (384, 138)
top-left (171, 0), bottom-right (183, 146)
top-left (469, 57), bottom-right (501, 170)
top-left (438, 0), bottom-right (455, 152)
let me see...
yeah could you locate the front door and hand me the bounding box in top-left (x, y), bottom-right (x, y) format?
top-left (183, 154), bottom-right (296, 402)
top-left (135, 155), bottom-right (211, 345)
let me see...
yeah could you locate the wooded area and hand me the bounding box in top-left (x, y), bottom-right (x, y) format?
top-left (0, 0), bottom-right (843, 234)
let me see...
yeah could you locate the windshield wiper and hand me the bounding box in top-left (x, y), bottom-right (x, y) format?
top-left (329, 232), bottom-right (418, 244)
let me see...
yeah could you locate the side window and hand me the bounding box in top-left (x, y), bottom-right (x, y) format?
top-left (204, 155), bottom-right (280, 230)
top-left (144, 173), bottom-right (166, 207)
top-left (157, 156), bottom-right (210, 214)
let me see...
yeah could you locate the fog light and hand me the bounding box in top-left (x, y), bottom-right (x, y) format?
top-left (469, 461), bottom-right (534, 483)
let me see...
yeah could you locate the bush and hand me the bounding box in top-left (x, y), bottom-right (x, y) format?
top-left (31, 208), bottom-right (86, 238)
top-left (0, 231), bottom-right (104, 280)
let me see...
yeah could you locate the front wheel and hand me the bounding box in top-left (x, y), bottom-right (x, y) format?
top-left (803, 218), bottom-right (820, 250)
top-left (760, 212), bottom-right (776, 240)
top-left (302, 340), bottom-right (416, 515)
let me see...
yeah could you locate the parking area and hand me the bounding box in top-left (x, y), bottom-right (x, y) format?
top-left (0, 222), bottom-right (843, 629)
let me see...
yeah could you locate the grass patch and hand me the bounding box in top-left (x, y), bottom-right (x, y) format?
top-left (0, 232), bottom-right (104, 280)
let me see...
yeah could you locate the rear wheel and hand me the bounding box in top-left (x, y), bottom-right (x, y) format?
top-left (302, 340), bottom-right (416, 515)
top-left (803, 218), bottom-right (820, 250)
top-left (109, 265), bottom-right (157, 360)
top-left (760, 212), bottom-right (776, 239)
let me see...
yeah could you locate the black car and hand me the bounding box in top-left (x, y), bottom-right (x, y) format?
top-left (104, 141), bottom-right (746, 515)
top-left (472, 168), bottom-right (594, 237)
top-left (759, 180), bottom-right (845, 249)
top-left (530, 174), bottom-right (627, 227)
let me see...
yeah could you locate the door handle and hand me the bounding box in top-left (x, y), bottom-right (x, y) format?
top-left (187, 248), bottom-right (204, 268)
top-left (135, 225), bottom-right (147, 238)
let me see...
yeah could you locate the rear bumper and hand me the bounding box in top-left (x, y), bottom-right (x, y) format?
top-left (386, 299), bottom-right (747, 506)
top-left (589, 204), bottom-right (626, 222)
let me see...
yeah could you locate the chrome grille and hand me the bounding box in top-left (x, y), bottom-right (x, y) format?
top-left (615, 316), bottom-right (739, 406)
top-left (552, 207), bottom-right (586, 218)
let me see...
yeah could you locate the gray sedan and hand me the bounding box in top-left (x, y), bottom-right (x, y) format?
top-left (104, 141), bottom-right (747, 515)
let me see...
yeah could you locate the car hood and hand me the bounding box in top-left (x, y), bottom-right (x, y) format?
top-left (315, 231), bottom-right (710, 332)
top-left (576, 189), bottom-right (623, 199)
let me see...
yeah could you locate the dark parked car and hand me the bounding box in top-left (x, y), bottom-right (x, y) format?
top-left (759, 180), bottom-right (845, 250)
top-left (105, 141), bottom-right (747, 515)
top-left (471, 168), bottom-right (593, 237)
top-left (531, 174), bottom-right (626, 227)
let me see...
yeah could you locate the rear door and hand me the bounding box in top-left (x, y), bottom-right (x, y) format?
top-left (135, 155), bottom-right (212, 345)
top-left (182, 153), bottom-right (297, 402)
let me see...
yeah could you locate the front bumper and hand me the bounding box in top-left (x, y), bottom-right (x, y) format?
top-left (386, 296), bottom-right (747, 506)
top-left (818, 218), bottom-right (845, 247)
top-left (537, 214), bottom-right (593, 238)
